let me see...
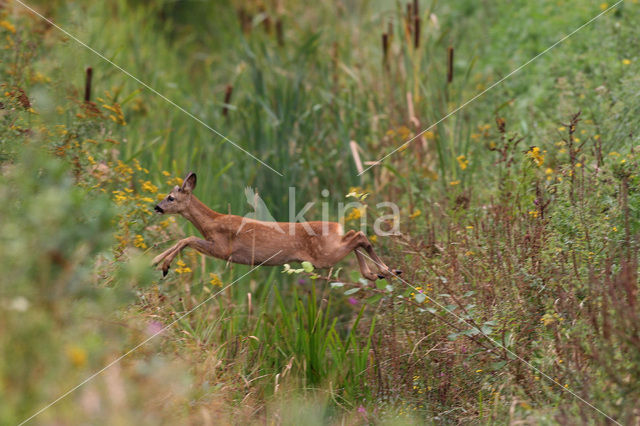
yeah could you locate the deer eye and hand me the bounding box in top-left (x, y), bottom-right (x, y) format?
top-left (168, 195), bottom-right (175, 201)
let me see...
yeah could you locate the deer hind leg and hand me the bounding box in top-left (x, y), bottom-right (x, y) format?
top-left (153, 236), bottom-right (215, 276)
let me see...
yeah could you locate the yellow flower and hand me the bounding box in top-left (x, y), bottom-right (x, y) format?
top-left (141, 180), bottom-right (158, 193)
top-left (409, 209), bottom-right (421, 219)
top-left (115, 160), bottom-right (133, 176)
top-left (345, 207), bottom-right (364, 222)
top-left (557, 126), bottom-right (566, 132)
top-left (529, 210), bottom-right (539, 218)
top-left (166, 177), bottom-right (183, 186)
top-left (102, 102), bottom-right (127, 125)
top-left (133, 234), bottom-right (147, 249)
top-left (466, 225), bottom-right (474, 229)
top-left (600, 2), bottom-right (609, 10)
top-left (456, 154), bottom-right (469, 170)
top-left (369, 235), bottom-right (378, 244)
top-left (31, 71), bottom-right (51, 83)
top-left (475, 369), bottom-right (483, 373)
top-left (0, 20), bottom-right (16, 34)
top-left (449, 180), bottom-right (460, 186)
top-left (346, 187), bottom-right (369, 200)
top-left (112, 190), bottom-right (129, 204)
top-left (66, 345), bottom-right (87, 368)
top-left (132, 158), bottom-right (148, 173)
top-left (541, 314), bottom-right (555, 326)
top-left (175, 259), bottom-right (192, 274)
top-left (209, 273), bottom-right (223, 287)
top-left (396, 125), bottom-right (412, 140)
top-left (526, 146), bottom-right (545, 167)
top-left (162, 170), bottom-right (171, 176)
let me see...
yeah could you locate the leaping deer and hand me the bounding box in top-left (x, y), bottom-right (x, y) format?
top-left (152, 172), bottom-right (401, 281)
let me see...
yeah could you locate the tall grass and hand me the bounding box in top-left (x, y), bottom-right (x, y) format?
top-left (2, 0), bottom-right (639, 423)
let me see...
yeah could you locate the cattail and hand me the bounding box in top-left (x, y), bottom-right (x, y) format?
top-left (275, 18), bottom-right (284, 46)
top-left (414, 14), bottom-right (420, 48)
top-left (382, 33), bottom-right (389, 70)
top-left (238, 8), bottom-right (250, 34)
top-left (263, 15), bottom-right (272, 34)
top-left (447, 46), bottom-right (454, 83)
top-left (332, 42), bottom-right (339, 87)
top-left (413, 0), bottom-right (420, 48)
top-left (405, 3), bottom-right (413, 43)
top-left (84, 67), bottom-right (93, 102)
top-left (222, 84), bottom-right (233, 117)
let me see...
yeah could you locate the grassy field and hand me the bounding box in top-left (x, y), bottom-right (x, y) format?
top-left (1, 0), bottom-right (639, 424)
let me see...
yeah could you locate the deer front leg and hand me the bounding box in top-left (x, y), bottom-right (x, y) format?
top-left (153, 236), bottom-right (216, 276)
top-left (354, 248), bottom-right (379, 283)
top-left (152, 243), bottom-right (181, 267)
top-left (344, 231), bottom-right (402, 279)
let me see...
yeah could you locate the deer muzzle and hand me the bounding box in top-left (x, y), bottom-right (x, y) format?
top-left (154, 205), bottom-right (164, 214)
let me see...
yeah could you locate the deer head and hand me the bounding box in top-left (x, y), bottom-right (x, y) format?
top-left (154, 172), bottom-right (197, 214)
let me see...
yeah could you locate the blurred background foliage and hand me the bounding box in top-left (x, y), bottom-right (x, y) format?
top-left (1, 0), bottom-right (639, 424)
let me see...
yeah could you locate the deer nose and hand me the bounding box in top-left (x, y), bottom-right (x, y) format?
top-left (154, 205), bottom-right (164, 214)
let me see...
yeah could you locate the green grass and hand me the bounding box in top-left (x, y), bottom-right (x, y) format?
top-left (1, 0), bottom-right (640, 424)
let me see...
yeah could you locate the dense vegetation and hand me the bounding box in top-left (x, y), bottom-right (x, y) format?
top-left (1, 0), bottom-right (639, 423)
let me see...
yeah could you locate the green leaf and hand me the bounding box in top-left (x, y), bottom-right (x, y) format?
top-left (301, 261), bottom-right (314, 273)
top-left (490, 361), bottom-right (507, 370)
top-left (366, 294), bottom-right (383, 304)
top-left (330, 282), bottom-right (345, 288)
top-left (414, 293), bottom-right (427, 303)
top-left (344, 288), bottom-right (360, 296)
top-left (376, 279), bottom-right (388, 289)
top-left (462, 328), bottom-right (480, 336)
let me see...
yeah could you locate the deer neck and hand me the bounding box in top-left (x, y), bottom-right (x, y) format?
top-left (181, 195), bottom-right (220, 236)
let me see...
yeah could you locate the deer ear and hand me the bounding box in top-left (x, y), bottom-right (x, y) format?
top-left (181, 172), bottom-right (197, 193)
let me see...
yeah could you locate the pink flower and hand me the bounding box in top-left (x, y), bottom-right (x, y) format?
top-left (147, 321), bottom-right (164, 336)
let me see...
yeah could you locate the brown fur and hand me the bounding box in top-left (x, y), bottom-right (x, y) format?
top-left (152, 173), bottom-right (398, 281)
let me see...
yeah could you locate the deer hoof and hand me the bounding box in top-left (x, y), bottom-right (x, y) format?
top-left (162, 266), bottom-right (169, 277)
top-left (394, 269), bottom-right (403, 275)
top-left (377, 274), bottom-right (385, 279)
